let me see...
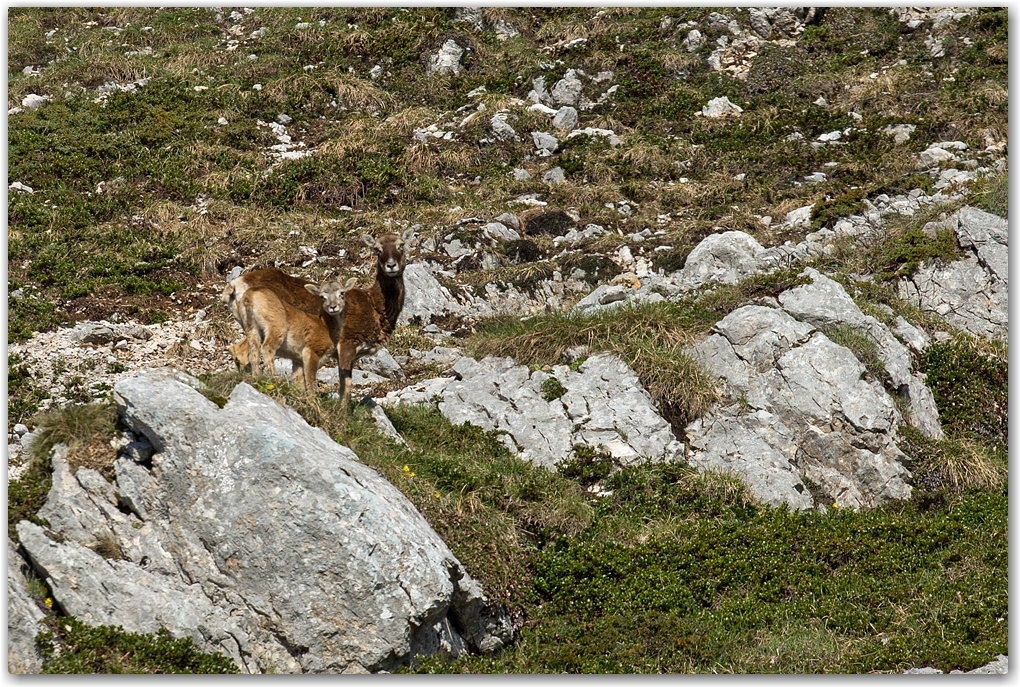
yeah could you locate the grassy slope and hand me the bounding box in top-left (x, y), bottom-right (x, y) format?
top-left (8, 7), bottom-right (1008, 674)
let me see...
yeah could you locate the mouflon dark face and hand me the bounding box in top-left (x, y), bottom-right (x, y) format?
top-left (363, 231), bottom-right (413, 278)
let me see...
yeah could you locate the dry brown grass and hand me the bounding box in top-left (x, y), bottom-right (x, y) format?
top-left (29, 403), bottom-right (119, 480)
top-left (918, 437), bottom-right (1006, 493)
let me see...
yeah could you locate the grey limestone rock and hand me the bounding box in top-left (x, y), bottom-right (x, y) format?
top-left (382, 354), bottom-right (684, 469)
top-left (881, 123), bottom-right (916, 145)
top-left (778, 268), bottom-right (944, 439)
top-left (17, 369), bottom-right (513, 673)
top-left (918, 144), bottom-right (958, 168)
top-left (552, 106), bottom-right (578, 132)
top-left (701, 96), bottom-right (743, 119)
top-left (898, 206), bottom-right (1008, 341)
top-left (362, 397), bottom-right (406, 446)
top-left (531, 131), bottom-right (559, 154)
top-left (687, 305), bottom-right (912, 510)
top-left (489, 114), bottom-right (517, 141)
top-left (675, 230), bottom-right (768, 290)
top-left (748, 8), bottom-right (772, 38)
top-left (550, 69), bottom-right (583, 107)
top-left (399, 263), bottom-right (464, 326)
top-left (452, 7), bottom-right (484, 29)
top-left (8, 538), bottom-right (47, 674)
top-left (18, 520), bottom-right (264, 673)
top-left (358, 348), bottom-right (406, 380)
top-left (493, 212), bottom-right (520, 230)
top-left (482, 221), bottom-right (521, 241)
top-left (571, 277), bottom-right (673, 315)
top-left (69, 322), bottom-right (152, 345)
top-left (686, 408), bottom-right (812, 510)
top-left (682, 29), bottom-right (704, 52)
top-left (542, 166), bottom-right (566, 185)
top-left (427, 39), bottom-right (464, 75)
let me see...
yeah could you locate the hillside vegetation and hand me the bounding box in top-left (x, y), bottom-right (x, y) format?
top-left (8, 7), bottom-right (1007, 674)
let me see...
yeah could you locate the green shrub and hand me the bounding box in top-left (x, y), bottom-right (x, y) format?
top-left (421, 489), bottom-right (1006, 673)
top-left (37, 617), bottom-right (238, 674)
top-left (811, 189), bottom-right (866, 230)
top-left (920, 337), bottom-right (1007, 447)
top-left (8, 453), bottom-right (53, 542)
top-left (540, 376), bottom-right (567, 402)
top-left (869, 226), bottom-right (962, 281)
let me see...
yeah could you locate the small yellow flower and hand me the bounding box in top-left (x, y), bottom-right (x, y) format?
top-left (45, 598), bottom-right (53, 608)
top-left (434, 492), bottom-right (441, 499)
top-left (266, 384), bottom-right (275, 391)
top-left (409, 472), bottom-right (415, 477)
top-left (832, 502), bottom-right (839, 509)
top-left (402, 465), bottom-right (410, 473)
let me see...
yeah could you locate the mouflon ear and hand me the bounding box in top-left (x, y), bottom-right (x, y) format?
top-left (401, 227), bottom-right (416, 244)
top-left (343, 276), bottom-right (359, 290)
top-left (361, 234), bottom-right (375, 248)
top-left (304, 283), bottom-right (320, 295)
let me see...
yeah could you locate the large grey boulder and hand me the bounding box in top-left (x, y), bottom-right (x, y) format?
top-left (687, 305), bottom-right (912, 510)
top-left (18, 520), bottom-right (262, 672)
top-left (381, 354), bottom-right (684, 469)
top-left (675, 230), bottom-right (769, 290)
top-left (898, 206), bottom-right (1008, 341)
top-left (399, 263), bottom-right (464, 326)
top-left (8, 538), bottom-right (47, 674)
top-left (16, 369), bottom-right (512, 673)
top-left (778, 268), bottom-right (944, 439)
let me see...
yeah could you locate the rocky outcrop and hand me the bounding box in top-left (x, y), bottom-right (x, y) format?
top-left (381, 354), bottom-right (684, 469)
top-left (898, 206), bottom-right (1008, 341)
top-left (778, 269), bottom-right (944, 439)
top-left (15, 369), bottom-right (513, 674)
top-left (399, 263), bottom-right (465, 326)
top-left (686, 305), bottom-right (912, 511)
top-left (8, 538), bottom-right (47, 674)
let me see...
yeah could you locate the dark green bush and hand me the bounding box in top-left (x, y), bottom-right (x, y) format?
top-left (37, 617), bottom-right (238, 674)
top-left (921, 338), bottom-right (1007, 446)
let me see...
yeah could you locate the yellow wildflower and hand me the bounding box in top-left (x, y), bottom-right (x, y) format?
top-left (434, 492), bottom-right (441, 499)
top-left (266, 384), bottom-right (275, 391)
top-left (45, 598), bottom-right (53, 608)
top-left (402, 465), bottom-right (410, 472)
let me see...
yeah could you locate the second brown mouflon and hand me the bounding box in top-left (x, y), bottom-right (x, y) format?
top-left (335, 228), bottom-right (414, 403)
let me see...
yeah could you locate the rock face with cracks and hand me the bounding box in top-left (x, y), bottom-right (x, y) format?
top-left (687, 305), bottom-right (912, 511)
top-left (381, 353), bottom-right (684, 469)
top-left (8, 538), bottom-right (47, 674)
top-left (898, 206), bottom-right (1008, 341)
top-left (15, 368), bottom-right (512, 674)
top-left (778, 268), bottom-right (944, 440)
